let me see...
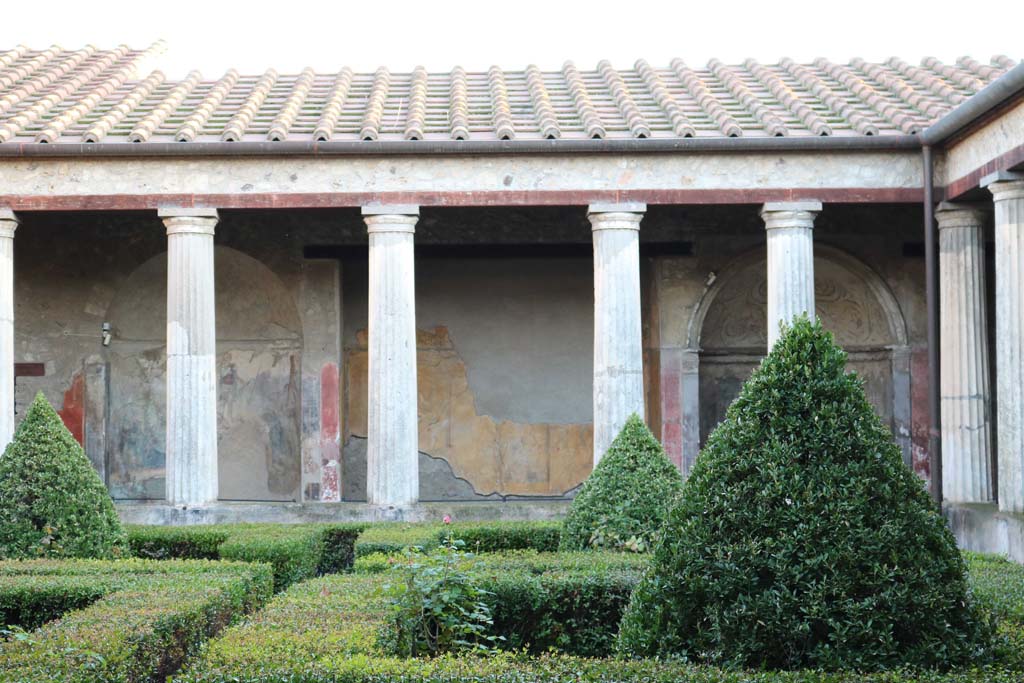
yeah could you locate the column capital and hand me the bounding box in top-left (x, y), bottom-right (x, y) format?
top-left (0, 208), bottom-right (18, 239)
top-left (935, 202), bottom-right (990, 230)
top-left (985, 173), bottom-right (1024, 203)
top-left (364, 213), bottom-right (418, 234)
top-left (760, 201), bottom-right (822, 230)
top-left (159, 207), bottom-right (219, 236)
top-left (588, 204), bottom-right (644, 232)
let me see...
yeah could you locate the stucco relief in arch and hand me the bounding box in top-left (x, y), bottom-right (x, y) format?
top-left (695, 246), bottom-right (907, 352)
top-left (102, 246), bottom-right (304, 502)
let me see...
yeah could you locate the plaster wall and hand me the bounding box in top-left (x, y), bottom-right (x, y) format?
top-left (0, 151), bottom-right (923, 207)
top-left (342, 256), bottom-right (595, 500)
top-left (943, 98), bottom-right (1024, 189)
top-left (9, 205), bottom-right (932, 507)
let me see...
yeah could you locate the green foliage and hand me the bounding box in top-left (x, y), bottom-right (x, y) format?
top-left (353, 520), bottom-right (561, 558)
top-left (441, 521), bottom-right (561, 553)
top-left (0, 558), bottom-right (272, 682)
top-left (484, 567), bottom-right (638, 655)
top-left (128, 525), bottom-right (229, 559)
top-left (176, 552), bottom-right (1024, 683)
top-left (560, 413), bottom-right (682, 552)
top-left (127, 523), bottom-right (365, 590)
top-left (379, 531), bottom-right (501, 657)
top-left (618, 317), bottom-right (993, 671)
top-left (0, 393), bottom-right (126, 560)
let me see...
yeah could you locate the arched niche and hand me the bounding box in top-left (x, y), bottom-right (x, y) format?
top-left (104, 246), bottom-right (303, 501)
top-left (690, 245), bottom-right (911, 453)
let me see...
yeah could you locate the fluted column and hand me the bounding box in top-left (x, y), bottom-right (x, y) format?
top-left (989, 176), bottom-right (1024, 513)
top-left (0, 209), bottom-right (17, 453)
top-left (364, 205), bottom-right (419, 507)
top-left (761, 201), bottom-right (821, 347)
top-left (936, 202), bottom-right (993, 503)
top-left (589, 203), bottom-right (645, 464)
top-left (159, 208), bottom-right (218, 507)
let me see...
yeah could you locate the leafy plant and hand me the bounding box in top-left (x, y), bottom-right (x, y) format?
top-left (0, 393), bottom-right (126, 559)
top-left (617, 316), bottom-right (994, 671)
top-left (379, 528), bottom-right (502, 657)
top-left (560, 413), bottom-right (682, 552)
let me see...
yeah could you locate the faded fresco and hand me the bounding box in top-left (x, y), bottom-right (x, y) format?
top-left (698, 252), bottom-right (904, 444)
top-left (345, 326), bottom-right (593, 500)
top-left (103, 247), bottom-right (303, 501)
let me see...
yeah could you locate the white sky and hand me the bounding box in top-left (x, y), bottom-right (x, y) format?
top-left (1, 0), bottom-right (1020, 77)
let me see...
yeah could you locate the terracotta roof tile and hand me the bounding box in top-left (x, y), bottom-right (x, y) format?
top-left (0, 43), bottom-right (1017, 145)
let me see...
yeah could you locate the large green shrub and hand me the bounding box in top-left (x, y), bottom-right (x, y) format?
top-left (618, 317), bottom-right (992, 671)
top-left (560, 414), bottom-right (682, 552)
top-left (0, 393), bottom-right (126, 559)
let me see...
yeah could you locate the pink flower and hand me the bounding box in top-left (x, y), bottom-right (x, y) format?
top-left (442, 514), bottom-right (452, 525)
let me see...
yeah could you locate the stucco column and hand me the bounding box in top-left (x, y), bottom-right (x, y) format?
top-left (936, 202), bottom-right (993, 503)
top-left (364, 205), bottom-right (419, 507)
top-left (0, 209), bottom-right (16, 453)
top-left (159, 207), bottom-right (219, 507)
top-left (588, 203), bottom-right (645, 464)
top-left (988, 176), bottom-right (1024, 513)
top-left (761, 201), bottom-right (821, 347)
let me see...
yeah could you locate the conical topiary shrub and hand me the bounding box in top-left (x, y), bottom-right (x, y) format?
top-left (560, 413), bottom-right (682, 552)
top-left (617, 317), bottom-right (991, 671)
top-left (0, 393), bottom-right (126, 559)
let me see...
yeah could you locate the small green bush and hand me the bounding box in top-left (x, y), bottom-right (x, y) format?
top-left (618, 317), bottom-right (993, 671)
top-left (379, 534), bottom-right (500, 657)
top-left (560, 413), bottom-right (682, 552)
top-left (0, 393), bottom-right (126, 559)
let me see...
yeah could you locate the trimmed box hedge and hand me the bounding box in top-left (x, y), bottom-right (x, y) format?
top-left (128, 521), bottom-right (559, 588)
top-left (128, 523), bottom-right (366, 590)
top-left (352, 520), bottom-right (562, 558)
top-left (0, 558), bottom-right (273, 683)
top-left (176, 552), bottom-right (1024, 683)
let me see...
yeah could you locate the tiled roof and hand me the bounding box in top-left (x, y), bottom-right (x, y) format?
top-left (0, 43), bottom-right (1018, 145)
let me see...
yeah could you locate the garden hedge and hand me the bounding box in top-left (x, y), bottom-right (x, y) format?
top-left (561, 413), bottom-right (682, 552)
top-left (0, 558), bottom-right (273, 682)
top-left (619, 318), bottom-right (991, 671)
top-left (128, 521), bottom-right (561, 590)
top-left (352, 520), bottom-right (562, 558)
top-left (128, 523), bottom-right (366, 590)
top-left (174, 552), bottom-right (1024, 683)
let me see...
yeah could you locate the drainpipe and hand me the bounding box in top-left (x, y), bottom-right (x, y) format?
top-left (923, 144), bottom-right (942, 505)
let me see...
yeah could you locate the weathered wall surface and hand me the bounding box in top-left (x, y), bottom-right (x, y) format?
top-left (342, 256), bottom-right (595, 499)
top-left (943, 98), bottom-right (1024, 191)
top-left (11, 210), bottom-right (349, 502)
top-left (643, 204), bottom-right (930, 483)
top-left (10, 204), bottom-right (933, 504)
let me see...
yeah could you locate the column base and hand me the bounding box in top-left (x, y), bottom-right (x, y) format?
top-left (115, 499), bottom-right (571, 525)
top-left (944, 502), bottom-right (1024, 563)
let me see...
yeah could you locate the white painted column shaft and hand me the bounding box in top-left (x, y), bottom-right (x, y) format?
top-left (761, 201), bottom-right (821, 348)
top-left (160, 208), bottom-right (219, 507)
top-left (937, 203), bottom-right (993, 503)
top-left (364, 206), bottom-right (419, 506)
top-left (589, 203), bottom-right (645, 464)
top-left (990, 178), bottom-right (1024, 513)
top-left (0, 209), bottom-right (16, 452)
